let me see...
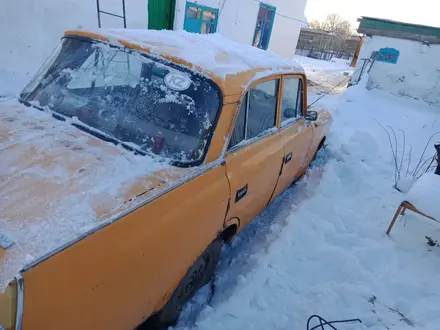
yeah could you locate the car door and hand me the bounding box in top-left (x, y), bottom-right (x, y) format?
top-left (271, 75), bottom-right (314, 200)
top-left (224, 78), bottom-right (284, 229)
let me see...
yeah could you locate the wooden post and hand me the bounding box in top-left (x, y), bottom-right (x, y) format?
top-left (386, 204), bottom-right (404, 235)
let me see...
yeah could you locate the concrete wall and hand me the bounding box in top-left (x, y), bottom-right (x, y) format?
top-left (352, 35), bottom-right (440, 105)
top-left (174, 0), bottom-right (307, 59)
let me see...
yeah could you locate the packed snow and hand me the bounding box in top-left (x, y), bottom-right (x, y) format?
top-left (407, 173), bottom-right (440, 220)
top-left (294, 55), bottom-right (354, 94)
top-left (81, 29), bottom-right (305, 78)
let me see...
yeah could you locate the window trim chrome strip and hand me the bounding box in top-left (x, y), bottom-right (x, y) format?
top-left (280, 116), bottom-right (302, 130)
top-left (226, 129), bottom-right (278, 154)
top-left (14, 274), bottom-right (24, 330)
top-left (22, 158), bottom-right (223, 272)
top-left (244, 93), bottom-right (249, 140)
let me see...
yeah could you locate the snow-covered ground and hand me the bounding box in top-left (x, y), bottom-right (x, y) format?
top-left (1, 48), bottom-right (440, 329)
top-left (174, 57), bottom-right (440, 330)
top-left (294, 55), bottom-right (354, 95)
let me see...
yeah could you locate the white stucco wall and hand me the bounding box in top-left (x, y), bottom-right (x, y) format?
top-left (174, 0), bottom-right (307, 59)
top-left (353, 35), bottom-right (440, 105)
top-left (0, 0), bottom-right (148, 94)
top-left (1, 0), bottom-right (306, 95)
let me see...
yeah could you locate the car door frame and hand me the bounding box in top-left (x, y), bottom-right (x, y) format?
top-left (281, 72), bottom-right (315, 169)
top-left (222, 74), bottom-right (285, 232)
top-left (225, 74), bottom-right (284, 152)
top-left (268, 73), bottom-right (315, 202)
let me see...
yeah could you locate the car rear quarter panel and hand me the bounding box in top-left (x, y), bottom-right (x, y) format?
top-left (20, 165), bottom-right (229, 330)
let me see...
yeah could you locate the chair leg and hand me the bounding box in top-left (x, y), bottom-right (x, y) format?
top-left (401, 207), bottom-right (406, 216)
top-left (386, 204), bottom-right (403, 236)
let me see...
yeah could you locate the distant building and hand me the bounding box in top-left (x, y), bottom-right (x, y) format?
top-left (1, 0), bottom-right (307, 93)
top-left (351, 16), bottom-right (440, 105)
top-left (295, 28), bottom-right (361, 61)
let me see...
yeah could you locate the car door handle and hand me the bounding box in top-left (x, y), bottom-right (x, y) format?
top-left (235, 184), bottom-right (248, 203)
top-left (285, 152), bottom-right (293, 164)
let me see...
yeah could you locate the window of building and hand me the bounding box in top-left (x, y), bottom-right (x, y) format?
top-left (183, 2), bottom-right (218, 34)
top-left (228, 79), bottom-right (279, 149)
top-left (280, 78), bottom-right (303, 126)
top-left (252, 3), bottom-right (276, 50)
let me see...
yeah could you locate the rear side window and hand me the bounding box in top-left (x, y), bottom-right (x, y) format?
top-left (247, 80), bottom-right (278, 139)
top-left (281, 77), bottom-right (303, 126)
top-left (228, 79), bottom-right (279, 150)
top-left (229, 95), bottom-right (247, 148)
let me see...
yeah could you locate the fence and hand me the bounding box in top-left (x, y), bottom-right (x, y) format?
top-left (296, 28), bottom-right (361, 61)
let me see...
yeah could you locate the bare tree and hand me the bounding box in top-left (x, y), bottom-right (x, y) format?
top-left (309, 13), bottom-right (354, 36)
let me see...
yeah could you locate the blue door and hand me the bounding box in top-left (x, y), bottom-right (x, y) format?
top-left (183, 2), bottom-right (219, 34)
top-left (253, 3), bottom-right (276, 50)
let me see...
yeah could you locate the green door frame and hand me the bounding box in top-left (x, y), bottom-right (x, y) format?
top-left (148, 0), bottom-right (176, 30)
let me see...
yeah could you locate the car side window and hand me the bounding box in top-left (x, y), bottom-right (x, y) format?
top-left (228, 79), bottom-right (279, 150)
top-left (281, 78), bottom-right (303, 126)
top-left (247, 80), bottom-right (278, 139)
top-left (228, 95), bottom-right (247, 148)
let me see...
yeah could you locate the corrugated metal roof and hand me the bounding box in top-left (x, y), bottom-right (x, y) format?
top-left (358, 16), bottom-right (440, 38)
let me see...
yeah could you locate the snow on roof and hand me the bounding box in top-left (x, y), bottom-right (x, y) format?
top-left (70, 29), bottom-right (304, 79)
top-left (406, 172), bottom-right (440, 220)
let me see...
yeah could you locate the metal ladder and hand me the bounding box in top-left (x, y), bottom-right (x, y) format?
top-left (95, 0), bottom-right (131, 77)
top-left (96, 0), bottom-right (127, 28)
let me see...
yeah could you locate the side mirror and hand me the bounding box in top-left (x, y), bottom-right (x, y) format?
top-left (283, 108), bottom-right (296, 119)
top-left (305, 111), bottom-right (318, 122)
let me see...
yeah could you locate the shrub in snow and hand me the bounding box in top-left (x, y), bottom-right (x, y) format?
top-left (376, 121), bottom-right (440, 192)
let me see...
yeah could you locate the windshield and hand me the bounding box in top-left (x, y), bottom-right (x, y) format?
top-left (20, 37), bottom-right (222, 165)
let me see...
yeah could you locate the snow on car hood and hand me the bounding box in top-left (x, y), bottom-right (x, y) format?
top-left (0, 98), bottom-right (177, 290)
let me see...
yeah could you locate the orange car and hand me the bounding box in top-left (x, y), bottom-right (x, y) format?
top-left (0, 29), bottom-right (332, 330)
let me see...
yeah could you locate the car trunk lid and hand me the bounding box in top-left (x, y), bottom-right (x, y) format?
top-left (0, 98), bottom-right (174, 291)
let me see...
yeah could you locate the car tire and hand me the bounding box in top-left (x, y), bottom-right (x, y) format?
top-left (139, 238), bottom-right (222, 329)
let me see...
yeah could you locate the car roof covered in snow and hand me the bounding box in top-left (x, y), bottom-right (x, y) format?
top-left (64, 29), bottom-right (305, 96)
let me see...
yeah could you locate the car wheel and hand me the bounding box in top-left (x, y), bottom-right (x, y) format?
top-left (140, 238), bottom-right (222, 329)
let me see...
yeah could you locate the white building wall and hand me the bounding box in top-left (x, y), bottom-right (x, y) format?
top-left (1, 0), bottom-right (306, 95)
top-left (353, 35), bottom-right (440, 105)
top-left (174, 0), bottom-right (307, 59)
top-left (0, 0), bottom-right (148, 94)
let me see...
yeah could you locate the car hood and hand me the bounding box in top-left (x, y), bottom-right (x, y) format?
top-left (0, 98), bottom-right (189, 290)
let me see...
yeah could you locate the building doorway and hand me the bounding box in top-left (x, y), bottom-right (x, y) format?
top-left (148, 0), bottom-right (176, 30)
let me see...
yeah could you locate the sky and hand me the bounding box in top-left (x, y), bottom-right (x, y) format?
top-left (305, 0), bottom-right (440, 29)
